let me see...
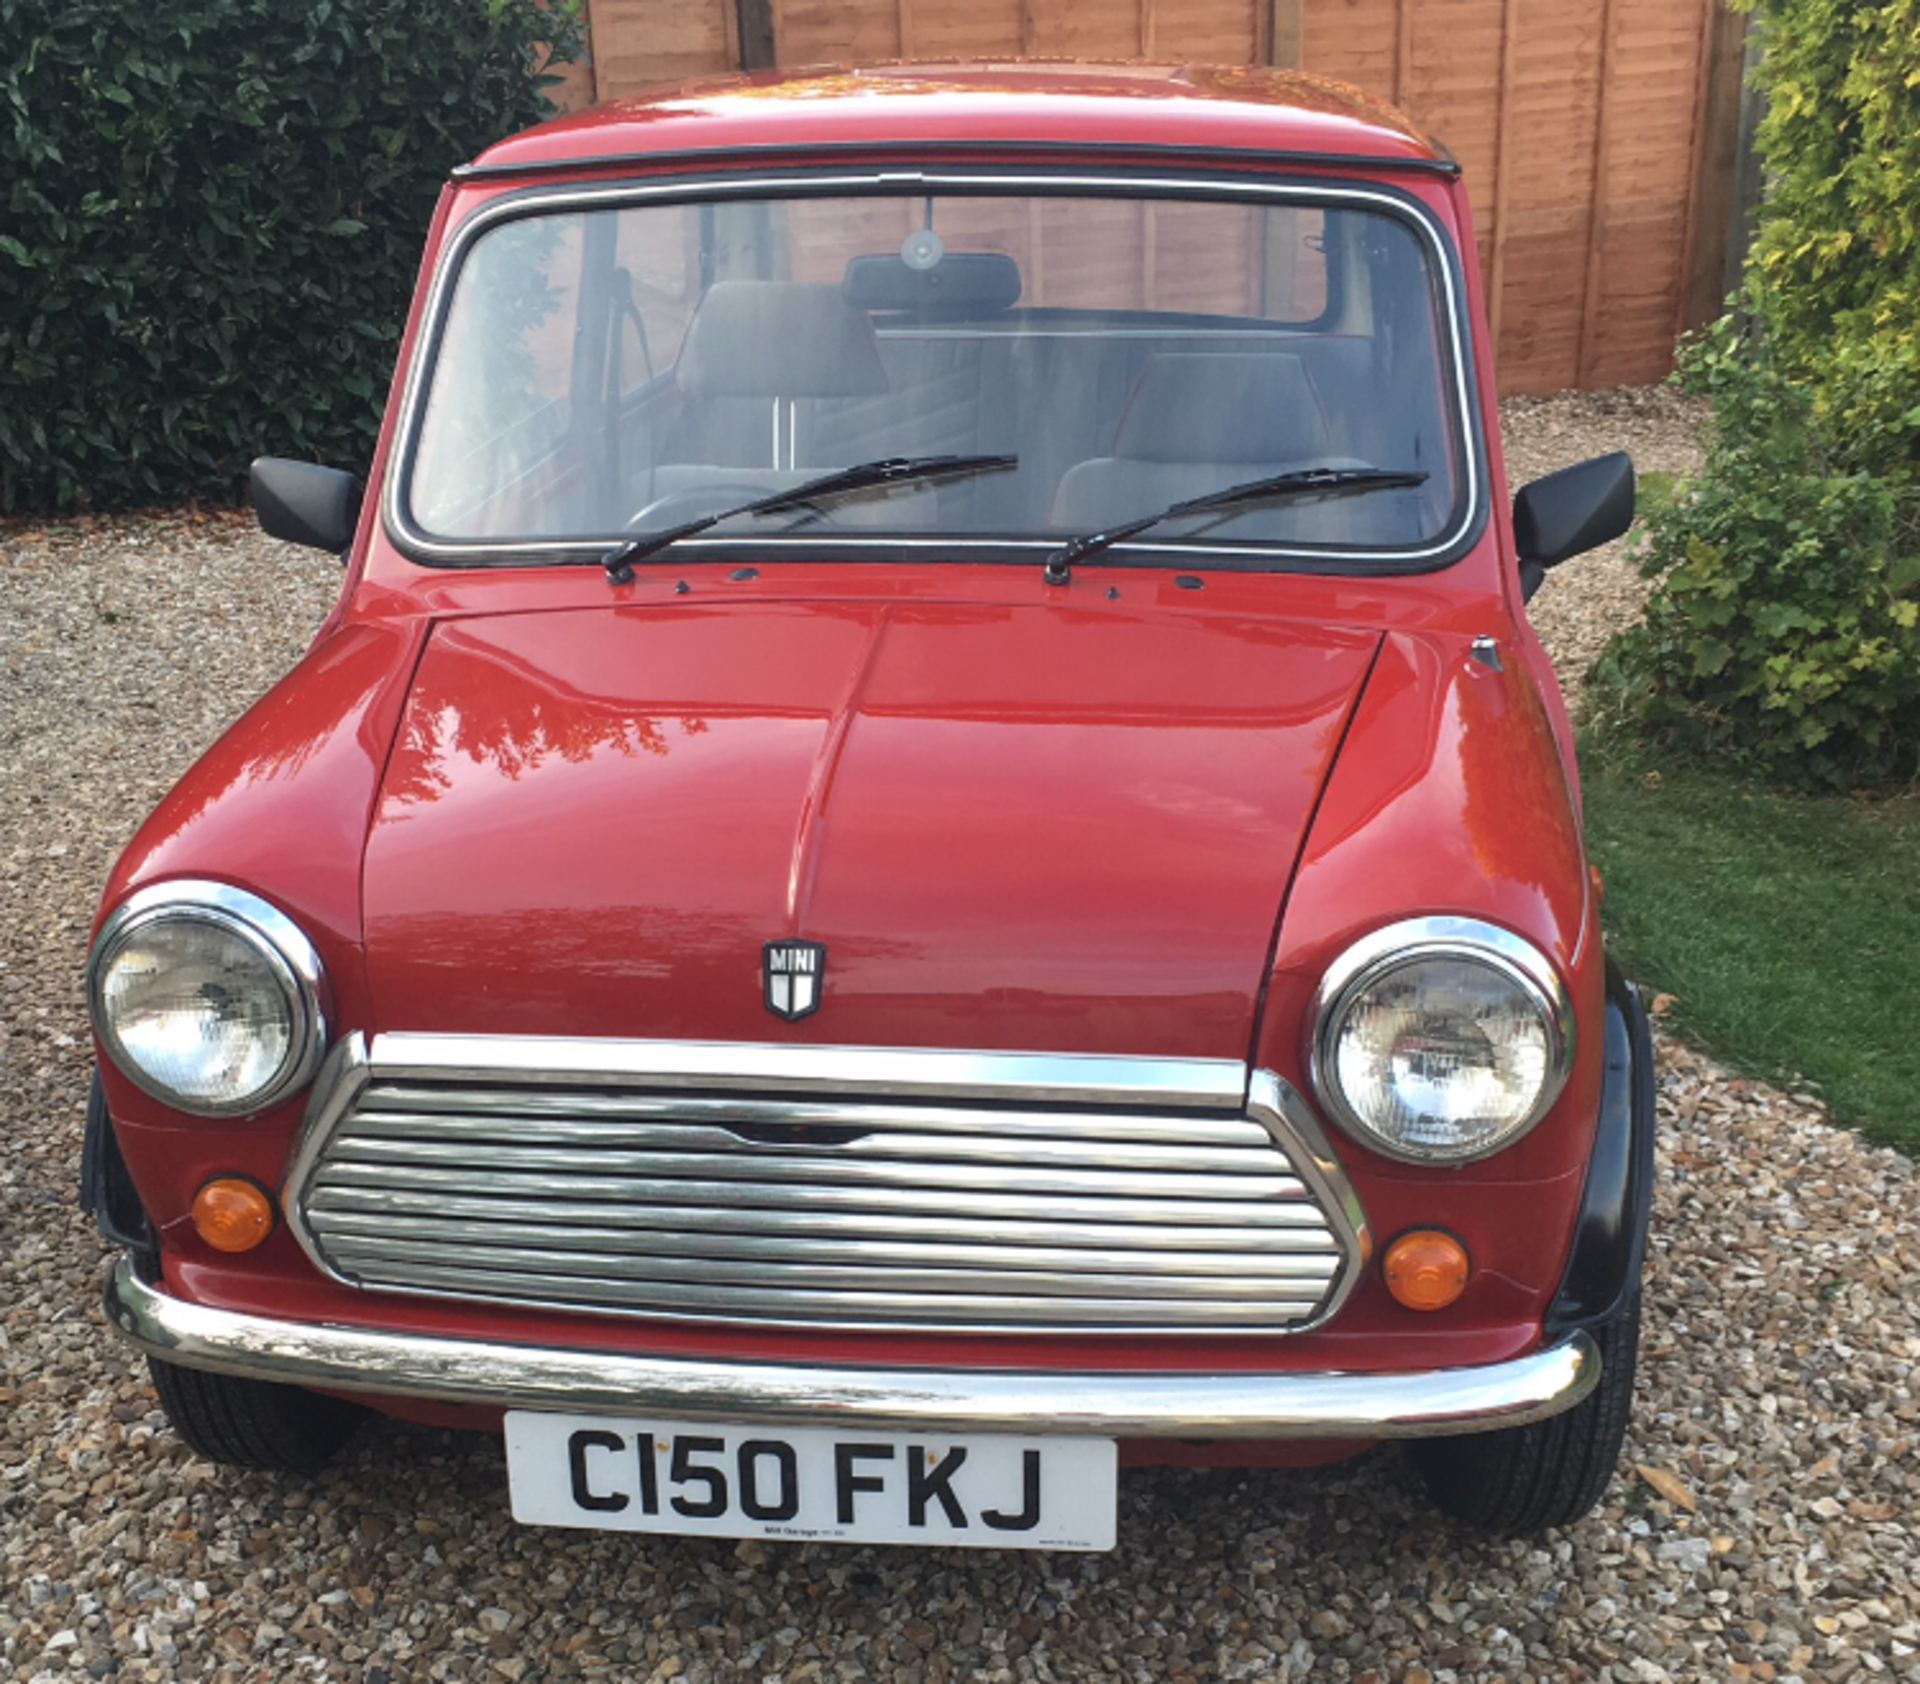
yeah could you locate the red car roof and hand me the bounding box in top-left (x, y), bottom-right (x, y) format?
top-left (465, 63), bottom-right (1450, 178)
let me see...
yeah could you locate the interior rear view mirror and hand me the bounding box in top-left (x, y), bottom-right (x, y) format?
top-left (842, 251), bottom-right (1022, 315)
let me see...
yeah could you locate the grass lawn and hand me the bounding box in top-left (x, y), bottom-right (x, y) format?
top-left (1579, 740), bottom-right (1920, 1154)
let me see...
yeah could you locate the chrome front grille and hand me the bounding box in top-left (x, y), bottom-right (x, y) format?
top-left (287, 1035), bottom-right (1367, 1335)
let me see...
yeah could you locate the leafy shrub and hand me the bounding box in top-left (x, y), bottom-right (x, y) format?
top-left (1742, 0), bottom-right (1920, 477)
top-left (1590, 0), bottom-right (1920, 791)
top-left (0, 0), bottom-right (581, 511)
top-left (1590, 312), bottom-right (1920, 789)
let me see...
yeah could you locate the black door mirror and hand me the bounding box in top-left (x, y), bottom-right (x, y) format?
top-left (250, 458), bottom-right (363, 556)
top-left (1513, 452), bottom-right (1635, 601)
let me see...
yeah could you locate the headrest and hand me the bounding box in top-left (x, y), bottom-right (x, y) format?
top-left (676, 282), bottom-right (889, 399)
top-left (842, 252), bottom-right (1022, 315)
top-left (1113, 353), bottom-right (1327, 464)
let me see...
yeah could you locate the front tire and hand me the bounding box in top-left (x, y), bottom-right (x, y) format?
top-left (1407, 1292), bottom-right (1640, 1534)
top-left (149, 1357), bottom-right (364, 1474)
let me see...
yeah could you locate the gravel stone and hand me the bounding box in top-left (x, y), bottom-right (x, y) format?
top-left (5, 397), bottom-right (1917, 1683)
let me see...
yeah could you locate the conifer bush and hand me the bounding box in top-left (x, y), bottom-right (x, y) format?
top-left (0, 0), bottom-right (581, 511)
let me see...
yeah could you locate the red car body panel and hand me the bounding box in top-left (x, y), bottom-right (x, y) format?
top-left (103, 589), bottom-right (1596, 1373)
top-left (89, 66), bottom-right (1627, 1474)
top-left (462, 65), bottom-right (1444, 174)
top-left (361, 600), bottom-right (1378, 1056)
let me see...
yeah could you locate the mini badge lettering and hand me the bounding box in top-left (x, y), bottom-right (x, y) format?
top-left (504, 1412), bottom-right (1119, 1550)
top-left (763, 939), bottom-right (827, 1021)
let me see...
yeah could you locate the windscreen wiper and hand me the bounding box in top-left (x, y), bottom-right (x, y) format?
top-left (1041, 466), bottom-right (1429, 585)
top-left (605, 454), bottom-right (1018, 583)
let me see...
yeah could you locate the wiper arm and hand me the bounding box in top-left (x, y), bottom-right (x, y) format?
top-left (1041, 466), bottom-right (1429, 585)
top-left (605, 454), bottom-right (1018, 583)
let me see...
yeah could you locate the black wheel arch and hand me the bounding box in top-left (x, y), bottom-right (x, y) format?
top-left (1543, 960), bottom-right (1657, 1338)
top-left (80, 1069), bottom-right (158, 1267)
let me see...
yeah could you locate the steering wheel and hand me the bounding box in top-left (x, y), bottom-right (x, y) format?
top-left (625, 485), bottom-right (838, 531)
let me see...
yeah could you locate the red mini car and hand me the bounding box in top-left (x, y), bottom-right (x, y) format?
top-left (85, 64), bottom-right (1652, 1548)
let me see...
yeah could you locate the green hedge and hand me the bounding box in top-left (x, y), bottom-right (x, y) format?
top-left (1744, 0), bottom-right (1920, 476)
top-left (1590, 0), bottom-right (1920, 791)
top-left (0, 0), bottom-right (581, 512)
top-left (1590, 311), bottom-right (1920, 788)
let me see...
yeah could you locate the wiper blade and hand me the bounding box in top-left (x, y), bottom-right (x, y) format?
top-left (1041, 466), bottom-right (1429, 585)
top-left (605, 454), bottom-right (1018, 583)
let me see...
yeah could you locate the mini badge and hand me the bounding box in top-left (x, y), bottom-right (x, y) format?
top-left (763, 940), bottom-right (827, 1021)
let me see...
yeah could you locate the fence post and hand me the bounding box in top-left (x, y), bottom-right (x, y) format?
top-left (1723, 16), bottom-right (1767, 301)
top-left (1574, 0), bottom-right (1620, 387)
top-left (1266, 0), bottom-right (1303, 68)
top-left (1681, 0), bottom-right (1754, 333)
top-left (735, 0), bottom-right (776, 69)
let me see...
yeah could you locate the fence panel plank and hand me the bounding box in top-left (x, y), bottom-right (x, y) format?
top-left (1393, 0), bottom-right (1506, 286)
top-left (1299, 0), bottom-right (1402, 101)
top-left (775, 0), bottom-right (903, 64)
top-left (590, 0), bottom-right (735, 96)
top-left (1579, 0), bottom-right (1707, 386)
top-left (576, 0), bottom-right (1732, 392)
top-left (1169, 0), bottom-right (1262, 63)
top-left (897, 0), bottom-right (1028, 57)
top-left (1479, 1), bottom-right (1606, 392)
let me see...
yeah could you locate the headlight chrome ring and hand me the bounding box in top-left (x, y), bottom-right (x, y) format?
top-left (87, 881), bottom-right (330, 1118)
top-left (1311, 917), bottom-right (1574, 1165)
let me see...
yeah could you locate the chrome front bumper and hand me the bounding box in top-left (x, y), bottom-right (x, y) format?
top-left (105, 1256), bottom-right (1598, 1439)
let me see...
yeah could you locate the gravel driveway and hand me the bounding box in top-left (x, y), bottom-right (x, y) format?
top-left (4, 391), bottom-right (1916, 1684)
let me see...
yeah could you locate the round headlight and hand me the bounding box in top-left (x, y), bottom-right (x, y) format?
top-left (88, 882), bottom-right (328, 1117)
top-left (1312, 918), bottom-right (1572, 1164)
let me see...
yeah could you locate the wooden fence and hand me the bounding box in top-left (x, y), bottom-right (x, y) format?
top-left (552, 0), bottom-right (1751, 395)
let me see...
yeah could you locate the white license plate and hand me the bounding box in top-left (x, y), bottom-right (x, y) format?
top-left (504, 1412), bottom-right (1117, 1551)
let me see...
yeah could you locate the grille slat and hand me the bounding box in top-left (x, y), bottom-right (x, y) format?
top-left (352, 1087), bottom-right (1260, 1145)
top-left (310, 1210), bottom-right (1346, 1276)
top-left (295, 1066), bottom-right (1360, 1335)
top-left (315, 1149), bottom-right (1300, 1203)
top-left (308, 1166), bottom-right (1328, 1226)
top-left (307, 1186), bottom-right (1335, 1245)
top-left (323, 1235), bottom-right (1338, 1297)
top-left (307, 1257), bottom-right (1335, 1325)
top-left (330, 1126), bottom-right (1291, 1176)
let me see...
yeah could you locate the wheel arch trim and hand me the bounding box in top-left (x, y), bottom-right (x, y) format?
top-left (1543, 962), bottom-right (1656, 1336)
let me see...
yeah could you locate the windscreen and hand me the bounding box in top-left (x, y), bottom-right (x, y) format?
top-left (404, 187), bottom-right (1469, 562)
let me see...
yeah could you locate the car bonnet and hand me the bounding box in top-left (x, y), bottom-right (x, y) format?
top-left (360, 597), bottom-right (1380, 1060)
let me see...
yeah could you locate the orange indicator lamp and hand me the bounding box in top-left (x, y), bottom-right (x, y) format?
top-left (1383, 1228), bottom-right (1471, 1312)
top-left (192, 1177), bottom-right (276, 1254)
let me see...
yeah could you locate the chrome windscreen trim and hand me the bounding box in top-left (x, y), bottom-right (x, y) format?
top-left (280, 1036), bottom-right (1368, 1337)
top-left (106, 1256), bottom-right (1599, 1441)
top-left (385, 167), bottom-right (1483, 570)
